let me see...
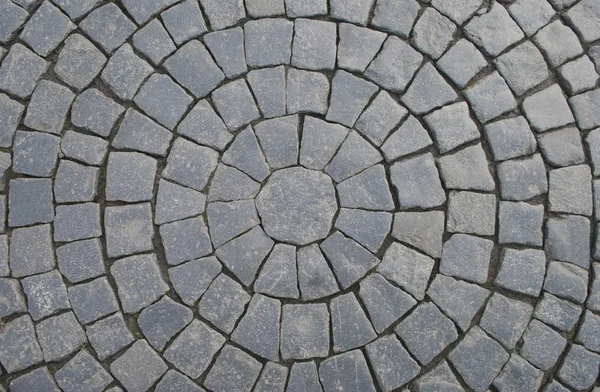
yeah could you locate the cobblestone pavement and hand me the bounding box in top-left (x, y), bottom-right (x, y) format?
top-left (0, 0), bottom-right (600, 391)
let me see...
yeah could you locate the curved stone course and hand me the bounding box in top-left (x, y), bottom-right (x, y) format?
top-left (0, 0), bottom-right (600, 391)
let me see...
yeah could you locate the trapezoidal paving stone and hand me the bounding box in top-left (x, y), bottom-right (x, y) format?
top-left (0, 1), bottom-right (598, 391)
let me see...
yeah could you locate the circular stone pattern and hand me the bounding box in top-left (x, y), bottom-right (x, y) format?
top-left (1, 1), bottom-right (600, 392)
top-left (256, 167), bottom-right (337, 245)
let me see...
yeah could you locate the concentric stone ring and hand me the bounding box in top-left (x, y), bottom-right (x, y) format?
top-left (1, 0), bottom-right (600, 391)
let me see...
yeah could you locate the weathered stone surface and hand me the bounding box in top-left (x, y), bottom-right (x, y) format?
top-left (113, 109), bottom-right (171, 157)
top-left (168, 256), bottom-right (221, 306)
top-left (371, 0), bottom-right (420, 37)
top-left (247, 66), bottom-right (286, 118)
top-left (0, 316), bottom-right (43, 374)
top-left (546, 214), bottom-right (590, 269)
top-left (378, 242), bottom-right (434, 300)
top-left (480, 293), bottom-right (533, 349)
top-left (254, 244), bottom-right (299, 298)
top-left (21, 270), bottom-right (70, 321)
top-left (71, 88), bottom-right (125, 138)
top-left (55, 350), bottom-right (113, 392)
top-left (297, 244), bottom-right (339, 301)
top-left (199, 0), bottom-right (246, 30)
top-left (204, 345), bottom-right (262, 392)
top-left (495, 41), bottom-right (549, 96)
top-left (534, 20), bottom-right (583, 67)
top-left (337, 23), bottom-right (386, 73)
top-left (402, 63), bottom-right (458, 115)
top-left (36, 311), bottom-right (86, 362)
top-left (104, 203), bottom-right (154, 258)
top-left (281, 303), bottom-right (329, 360)
top-left (521, 319), bottom-right (567, 371)
top-left (412, 8), bottom-right (455, 59)
top-left (437, 38), bottom-right (486, 88)
top-left (0, 44), bottom-right (47, 99)
top-left (558, 344), bottom-right (600, 390)
top-left (254, 362), bottom-right (288, 392)
top-left (232, 294), bottom-right (281, 361)
top-left (20, 1), bottom-right (75, 57)
top-left (337, 164), bottom-right (395, 211)
top-left (544, 260), bottom-right (588, 303)
top-left (390, 153), bottom-right (446, 209)
top-left (464, 71), bottom-right (517, 124)
top-left (286, 68), bottom-right (330, 114)
top-left (535, 292), bottom-right (583, 332)
top-left (365, 36), bottom-right (422, 93)
top-left (493, 354), bottom-right (544, 392)
top-left (132, 19), bottom-right (176, 66)
top-left (161, 0), bottom-right (207, 45)
top-left (255, 116), bottom-right (299, 170)
top-left (54, 34), bottom-right (106, 90)
top-left (134, 74), bottom-right (193, 130)
top-left (198, 274), bottom-right (251, 334)
top-left (68, 277), bottom-right (119, 324)
top-left (110, 340), bottom-right (168, 392)
top-left (319, 350), bottom-right (377, 392)
top-left (498, 154), bottom-right (548, 201)
top-left (245, 18), bottom-right (293, 67)
top-left (80, 3), bottom-right (135, 53)
top-left (464, 1), bottom-right (524, 56)
top-left (286, 361), bottom-right (322, 392)
top-left (9, 224), bottom-right (55, 277)
top-left (222, 126), bottom-right (270, 181)
top-left (101, 44), bottom-right (153, 101)
top-left (495, 248), bottom-right (546, 297)
top-left (160, 217), bottom-right (212, 265)
top-left (86, 312), bottom-right (134, 360)
top-left (138, 296), bottom-right (193, 351)
top-left (447, 191), bottom-right (496, 236)
top-left (366, 335), bottom-right (420, 392)
top-left (440, 234), bottom-right (494, 284)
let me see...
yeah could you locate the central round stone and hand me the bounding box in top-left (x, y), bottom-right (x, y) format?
top-left (256, 167), bottom-right (337, 245)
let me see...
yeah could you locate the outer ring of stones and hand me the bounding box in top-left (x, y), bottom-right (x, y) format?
top-left (1, 0), bottom-right (600, 392)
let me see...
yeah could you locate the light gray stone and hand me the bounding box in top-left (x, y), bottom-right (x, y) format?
top-left (205, 27), bottom-right (247, 78)
top-left (403, 63), bottom-right (458, 115)
top-left (254, 362), bottom-right (288, 392)
top-left (101, 44), bottom-right (153, 101)
top-left (390, 153), bottom-right (446, 209)
top-left (335, 165), bottom-right (394, 212)
top-left (520, 319), bottom-right (567, 370)
top-left (464, 1), bottom-right (524, 56)
top-left (9, 367), bottom-right (60, 392)
top-left (447, 191), bottom-right (496, 236)
top-left (119, 0), bottom-right (179, 24)
top-left (498, 201), bottom-right (544, 246)
top-left (464, 71), bottom-right (517, 123)
top-left (365, 36), bottom-right (423, 93)
top-left (161, 0), bottom-right (208, 45)
top-left (327, 70), bottom-right (378, 127)
top-left (424, 102), bottom-right (479, 154)
top-left (393, 211), bottom-right (444, 258)
top-left (440, 234), bottom-right (494, 284)
top-left (0, 316), bottom-right (43, 374)
top-left (371, 0), bottom-right (420, 37)
top-left (134, 74), bottom-right (193, 130)
top-left (381, 115), bottom-right (433, 161)
top-left (548, 164), bottom-right (592, 215)
top-left (280, 303), bottom-right (330, 360)
top-left (0, 0), bottom-right (28, 44)
top-left (80, 3), bottom-right (136, 53)
top-left (546, 214), bottom-right (590, 269)
top-left (495, 248), bottom-right (546, 297)
top-left (178, 100), bottom-right (232, 151)
top-left (558, 55), bottom-right (599, 95)
top-left (245, 18), bottom-right (293, 67)
top-left (21, 270), bottom-right (70, 321)
top-left (378, 242), bottom-right (434, 300)
top-left (86, 312), bottom-right (134, 360)
top-left (493, 354), bottom-right (544, 392)
top-left (565, 0), bottom-right (600, 43)
top-left (0, 44), bottom-right (47, 99)
top-left (437, 38), bottom-right (487, 89)
top-left (155, 179), bottom-right (206, 225)
top-left (480, 293), bottom-right (533, 349)
top-left (508, 0), bottom-right (555, 36)
top-left (208, 164), bottom-right (260, 202)
top-left (331, 292), bottom-right (377, 352)
top-left (20, 1), bottom-right (75, 56)
top-left (558, 345), bottom-right (600, 390)
top-left (337, 23), bottom-right (386, 73)
top-left (61, 130), bottom-right (108, 166)
top-left (287, 362), bottom-right (322, 392)
top-left (543, 260), bottom-right (588, 303)
top-left (110, 340), bottom-right (168, 392)
top-left (335, 209), bottom-right (392, 253)
top-left (54, 160), bottom-right (98, 203)
top-left (292, 18), bottom-right (336, 70)
top-left (538, 127), bottom-right (585, 167)
top-left (12, 130), bottom-right (59, 177)
top-left (106, 152), bottom-right (157, 202)
top-left (300, 116), bottom-right (349, 170)
top-left (495, 41), bottom-right (549, 96)
top-left (168, 256), bottom-right (221, 306)
top-left (286, 68), bottom-right (330, 114)
top-left (247, 0), bottom-right (285, 17)
top-left (432, 0), bottom-right (482, 24)
top-left (199, 0), bottom-right (246, 30)
top-left (438, 144), bottom-right (495, 191)
top-left (9, 224), bottom-right (55, 277)
top-left (132, 19), bottom-right (176, 65)
top-left (523, 84), bottom-right (575, 132)
top-left (71, 88), bottom-right (125, 137)
top-left (247, 66), bottom-right (286, 118)
top-left (412, 8), bottom-right (456, 59)
top-left (254, 244), bottom-right (299, 299)
top-left (484, 116), bottom-right (537, 162)
top-left (212, 80), bottom-right (260, 131)
top-left (571, 89), bottom-right (600, 130)
top-left (0, 93), bottom-right (24, 148)
top-left (24, 80), bottom-right (74, 135)
top-left (535, 292), bottom-right (583, 332)
top-left (54, 34), bottom-right (106, 90)
top-left (498, 154), bottom-right (548, 201)
top-left (297, 244), bottom-right (340, 301)
top-left (534, 20), bottom-right (583, 67)
top-left (356, 91), bottom-right (407, 146)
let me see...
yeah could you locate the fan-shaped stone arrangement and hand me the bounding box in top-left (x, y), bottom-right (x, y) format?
top-left (1, 0), bottom-right (600, 391)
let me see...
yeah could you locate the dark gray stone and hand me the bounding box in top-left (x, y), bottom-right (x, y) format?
top-left (54, 34), bottom-right (106, 90)
top-left (71, 88), bottom-right (125, 138)
top-left (480, 293), bottom-right (533, 349)
top-left (161, 0), bottom-right (207, 45)
top-left (365, 36), bottom-right (422, 93)
top-left (155, 180), bottom-right (206, 226)
top-left (19, 1), bottom-right (75, 56)
top-left (207, 164), bottom-right (259, 203)
top-left (120, 0), bottom-right (179, 24)
top-left (0, 44), bottom-right (48, 99)
top-left (69, 277), bottom-right (119, 324)
top-left (484, 116), bottom-right (537, 161)
top-left (101, 44), bottom-right (153, 101)
top-left (366, 335), bottom-right (421, 392)
top-left (498, 201), bottom-right (544, 246)
top-left (105, 203), bottom-right (154, 258)
top-left (9, 367), bottom-right (60, 392)
top-left (178, 100), bottom-right (232, 151)
top-left (0, 93), bottom-right (24, 148)
top-left (12, 130), bottom-right (60, 177)
top-left (111, 254), bottom-right (169, 313)
top-left (160, 217), bottom-right (212, 265)
top-left (0, 0), bottom-right (28, 44)
top-left (287, 361), bottom-right (322, 392)
top-left (232, 294), bottom-right (281, 361)
top-left (56, 239), bottom-right (104, 283)
top-left (55, 350), bottom-right (113, 392)
top-left (221, 126), bottom-right (270, 181)
top-left (381, 116), bottom-right (433, 162)
top-left (247, 66), bottom-right (286, 118)
top-left (495, 248), bottom-right (546, 297)
top-left (254, 244), bottom-right (299, 299)
top-left (378, 242), bottom-right (434, 300)
top-left (21, 270), bottom-right (70, 321)
top-left (86, 312), bottom-right (134, 360)
top-left (61, 130), bottom-right (108, 166)
top-left (245, 18), bottom-right (293, 67)
top-left (286, 68), bottom-right (330, 114)
top-left (110, 340), bottom-right (168, 392)
top-left (205, 27), bottom-right (247, 78)
top-left (337, 164), bottom-right (394, 211)
top-left (493, 354), bottom-right (544, 392)
top-left (54, 203), bottom-right (102, 242)
top-left (255, 115), bottom-right (299, 169)
top-left (36, 311), bottom-right (86, 362)
top-left (198, 274), bottom-right (251, 333)
top-left (335, 209), bottom-right (392, 253)
top-left (164, 319), bottom-right (225, 378)
top-left (212, 80), bottom-right (260, 131)
top-left (319, 350), bottom-right (377, 392)
top-left (337, 23), bottom-right (386, 73)
top-left (0, 278), bottom-right (26, 318)
top-left (300, 116), bottom-right (349, 170)
top-left (163, 138), bottom-right (218, 192)
top-left (24, 80), bottom-right (74, 135)
top-left (297, 244), bottom-right (340, 300)
top-left (9, 224), bottom-right (55, 277)
top-left (0, 316), bottom-right (43, 374)
top-left (132, 19), bottom-right (176, 66)
top-left (113, 109), bottom-right (172, 157)
top-left (54, 160), bottom-right (98, 203)
top-left (207, 200), bottom-right (259, 248)
top-left (281, 303), bottom-right (329, 360)
top-left (558, 344), bottom-right (600, 390)
top-left (331, 292), bottom-right (376, 352)
top-left (80, 3), bottom-right (135, 53)
top-left (204, 345), bottom-right (262, 392)
top-left (534, 292), bottom-right (583, 332)
top-left (520, 319), bottom-right (567, 370)
top-left (134, 74), bottom-right (193, 130)
top-left (168, 256), bottom-right (221, 306)
top-left (138, 296), bottom-right (193, 351)
top-left (390, 153), bottom-right (446, 209)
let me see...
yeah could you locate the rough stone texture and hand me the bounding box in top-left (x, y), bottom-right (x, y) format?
top-left (447, 191), bottom-right (496, 236)
top-left (54, 34), bottom-right (106, 90)
top-left (36, 311), bottom-right (86, 362)
top-left (498, 154), bottom-right (548, 201)
top-left (71, 88), bottom-right (125, 138)
top-left (366, 335), bottom-right (420, 392)
top-left (21, 270), bottom-right (70, 321)
top-left (330, 292), bottom-right (376, 352)
top-left (86, 312), bottom-right (134, 360)
top-left (495, 248), bottom-right (546, 297)
top-left (110, 340), bottom-right (168, 392)
top-left (7, 178), bottom-right (54, 227)
top-left (327, 70), bottom-right (378, 128)
top-left (80, 3), bottom-right (136, 53)
top-left (493, 354), bottom-right (544, 392)
top-left (101, 44), bottom-right (153, 101)
top-left (535, 292), bottom-right (583, 332)
top-left (232, 294), bottom-right (281, 361)
top-left (69, 277), bottom-right (119, 324)
top-left (480, 293), bottom-right (533, 349)
top-left (440, 234), bottom-right (494, 284)
top-left (558, 345), bottom-right (600, 390)
top-left (134, 74), bottom-right (193, 130)
top-left (245, 18), bottom-right (293, 67)
top-left (0, 44), bottom-right (48, 99)
top-left (495, 41), bottom-right (549, 96)
top-left (204, 345), bottom-right (262, 392)
top-left (464, 71), bottom-right (517, 124)
top-left (55, 350), bottom-right (113, 392)
top-left (378, 242), bottom-right (434, 300)
top-left (199, 274), bottom-right (251, 334)
top-left (520, 319), bottom-right (567, 371)
top-left (365, 36), bottom-right (422, 93)
top-left (390, 153), bottom-right (446, 209)
top-left (546, 214), bottom-right (590, 269)
top-left (319, 350), bottom-right (377, 392)
top-left (464, 1), bottom-right (524, 56)
top-left (105, 203), bottom-right (154, 258)
top-left (437, 38), bottom-right (486, 88)
top-left (412, 8), bottom-right (455, 60)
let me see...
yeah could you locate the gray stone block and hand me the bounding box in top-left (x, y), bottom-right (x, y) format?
top-left (221, 126), bottom-right (270, 181)
top-left (55, 350), bottom-right (112, 392)
top-left (365, 36), bottom-right (422, 93)
top-left (155, 179), bottom-right (206, 225)
top-left (464, 71), bottom-right (517, 124)
top-left (105, 203), bottom-right (154, 258)
top-left (245, 18), bottom-right (293, 67)
top-left (337, 23), bottom-right (386, 73)
top-left (480, 293), bottom-right (533, 349)
top-left (86, 312), bottom-right (134, 360)
top-left (212, 80), bottom-right (260, 131)
top-left (199, 0), bottom-right (246, 30)
top-left (300, 116), bottom-right (349, 171)
top-left (54, 160), bottom-right (98, 203)
top-left (247, 66), bottom-right (286, 118)
top-left (161, 0), bottom-right (207, 45)
top-left (80, 3), bottom-right (135, 53)
top-left (20, 1), bottom-right (75, 56)
top-left (54, 34), bottom-right (106, 90)
top-left (21, 270), bottom-right (70, 321)
top-left (132, 19), bottom-right (176, 66)
top-left (464, 1), bottom-right (524, 56)
top-left (36, 312), bottom-right (86, 362)
top-left (25, 80), bottom-right (74, 134)
top-left (168, 256), bottom-right (221, 306)
top-left (437, 38), bottom-right (487, 89)
top-left (71, 88), bottom-right (125, 138)
top-left (520, 319), bottom-right (567, 370)
top-left (495, 248), bottom-right (546, 297)
top-left (319, 350), bottom-right (377, 392)
top-left (232, 294), bottom-right (281, 361)
top-left (9, 224), bottom-right (55, 277)
top-left (205, 27), bottom-right (247, 78)
top-left (134, 74), bottom-right (193, 129)
top-left (286, 68), bottom-right (330, 114)
top-left (163, 138), bottom-right (219, 191)
top-left (110, 340), bottom-right (168, 392)
top-left (498, 154), bottom-right (548, 201)
top-left (198, 274), bottom-right (250, 333)
top-left (366, 335), bottom-right (420, 392)
top-left (378, 242), bottom-right (434, 300)
top-left (160, 217), bottom-right (212, 265)
top-left (101, 44), bottom-right (153, 101)
top-left (390, 153), bottom-right (446, 209)
top-left (0, 44), bottom-right (47, 99)
top-left (68, 277), bottom-right (119, 324)
top-left (61, 130), bottom-right (108, 166)
top-left (535, 292), bottom-right (582, 332)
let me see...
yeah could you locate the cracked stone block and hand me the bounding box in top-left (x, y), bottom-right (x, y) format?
top-left (427, 274), bottom-right (489, 331)
top-left (132, 19), bottom-right (175, 66)
top-left (359, 274), bottom-right (415, 333)
top-left (437, 38), bottom-right (487, 89)
top-left (56, 239), bottom-right (105, 283)
top-left (0, 278), bottom-right (26, 318)
top-left (326, 131), bottom-right (382, 182)
top-left (69, 277), bottom-right (118, 324)
top-left (464, 71), bottom-right (517, 124)
top-left (538, 127), bottom-right (585, 167)
top-left (207, 200), bottom-right (258, 250)
top-left (101, 44), bottom-right (153, 101)
top-left (331, 292), bottom-right (376, 352)
top-left (12, 130), bottom-right (60, 177)
top-left (36, 311), bottom-right (86, 362)
top-left (378, 241), bottom-right (433, 300)
top-left (356, 91), bottom-right (407, 147)
top-left (498, 201), bottom-right (544, 246)
top-left (134, 74), bottom-right (193, 130)
top-left (254, 244), bottom-right (299, 298)
top-left (292, 18), bottom-right (336, 71)
top-left (204, 345), bottom-right (262, 392)
top-left (535, 292), bottom-right (582, 332)
top-left (0, 0), bottom-right (28, 44)
top-left (9, 224), bottom-right (55, 277)
top-left (223, 128), bottom-right (269, 183)
top-left (247, 66), bottom-right (286, 118)
top-left (558, 344), bottom-right (600, 390)
top-left (245, 18), bottom-right (293, 67)
top-left (402, 63), bottom-right (458, 115)
top-left (523, 84), bottom-right (575, 132)
top-left (54, 160), bottom-right (98, 203)
top-left (548, 165), bottom-right (592, 216)
top-left (464, 1), bottom-right (524, 56)
top-left (534, 20), bottom-right (583, 67)
top-left (0, 44), bottom-right (47, 99)
top-left (254, 362), bottom-right (288, 392)
top-left (52, 0), bottom-right (101, 20)
top-left (366, 335), bottom-right (420, 392)
top-left (232, 294), bottom-right (281, 362)
top-left (55, 350), bottom-right (112, 392)
top-left (71, 88), bottom-right (125, 138)
top-left (565, 0), bottom-right (600, 43)
top-left (168, 256), bottom-right (220, 307)
top-left (447, 191), bottom-right (496, 236)
top-left (371, 0), bottom-right (419, 37)
top-left (396, 302), bottom-right (458, 365)
top-left (164, 319), bottom-right (225, 378)
top-left (111, 254), bottom-right (169, 313)
top-left (0, 316), bottom-right (43, 374)
top-left (106, 152), bottom-right (157, 202)
top-left (0, 93), bottom-right (24, 148)
top-left (365, 36), bottom-right (422, 93)
top-left (546, 214), bottom-right (590, 269)
top-left (199, 0), bottom-right (246, 30)
top-left (212, 80), bottom-right (260, 131)
top-left (495, 248), bottom-right (546, 297)
top-left (571, 89), bottom-right (600, 131)
top-left (438, 144), bottom-right (495, 191)
top-left (495, 41), bottom-right (549, 96)
top-left (86, 312), bottom-right (134, 360)
top-left (543, 260), bottom-right (588, 303)
top-left (54, 34), bottom-right (106, 90)
top-left (448, 326), bottom-right (509, 392)
top-left (286, 68), bottom-right (330, 114)
top-left (61, 130), bottom-right (108, 166)
top-left (21, 270), bottom-right (69, 320)
top-left (24, 80), bottom-right (74, 135)
top-left (440, 234), bottom-right (493, 284)
top-left (414, 360), bottom-right (464, 392)
top-left (297, 244), bottom-right (339, 300)
top-left (199, 274), bottom-right (251, 333)
top-left (164, 41), bottom-right (224, 99)
top-left (393, 211), bottom-right (444, 258)
top-left (493, 354), bottom-right (544, 392)
top-left (8, 367), bottom-right (60, 392)
top-left (576, 310), bottom-right (600, 353)
top-left (337, 23), bottom-right (386, 73)
top-left (255, 116), bottom-right (299, 170)
top-left (301, 117), bottom-right (348, 171)
top-left (110, 340), bottom-right (168, 392)
top-left (160, 217), bottom-right (212, 265)
top-left (54, 203), bottom-right (101, 242)
top-left (113, 110), bottom-right (172, 157)
top-left (20, 1), bottom-right (75, 57)
top-left (520, 319), bottom-right (567, 370)
top-left (484, 116), bottom-right (537, 162)
top-left (80, 3), bottom-right (136, 53)
top-left (104, 203), bottom-right (154, 258)
top-left (480, 293), bottom-right (533, 349)
top-left (154, 370), bottom-right (205, 392)
top-left (281, 303), bottom-right (329, 360)
top-left (205, 27), bottom-right (247, 79)
top-left (498, 154), bottom-right (548, 201)
top-left (177, 101), bottom-right (232, 151)
top-left (381, 116), bottom-right (432, 162)
top-left (161, 0), bottom-right (207, 45)
top-left (424, 102), bottom-right (478, 153)
top-left (412, 8), bottom-right (456, 59)
top-left (508, 0), bottom-right (554, 37)
top-left (319, 350), bottom-right (377, 392)
top-left (558, 56), bottom-right (599, 95)
top-left (390, 153), bottom-right (445, 209)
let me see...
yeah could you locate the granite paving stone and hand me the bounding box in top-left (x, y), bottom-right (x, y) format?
top-left (36, 311), bottom-right (86, 362)
top-left (326, 130), bottom-right (382, 182)
top-left (154, 370), bottom-right (206, 392)
top-left (337, 23), bottom-right (385, 73)
top-left (286, 361), bottom-right (322, 392)
top-left (447, 191), bottom-right (496, 236)
top-left (70, 88), bottom-right (125, 138)
top-left (232, 294), bottom-right (281, 361)
top-left (204, 27), bottom-right (247, 79)
top-left (402, 63), bottom-right (458, 115)
top-left (424, 102), bottom-right (479, 154)
top-left (296, 244), bottom-right (339, 300)
top-left (0, 315), bottom-right (43, 374)
top-left (366, 335), bottom-right (420, 392)
top-left (411, 7), bottom-right (455, 60)
top-left (520, 319), bottom-right (567, 370)
top-left (534, 20), bottom-right (583, 68)
top-left (8, 367), bottom-right (60, 392)
top-left (464, 1), bottom-right (524, 56)
top-left (498, 201), bottom-right (544, 246)
top-left (138, 296), bottom-right (193, 351)
top-left (168, 256), bottom-right (221, 306)
top-left (543, 260), bottom-right (588, 303)
top-left (254, 362), bottom-right (288, 392)
top-left (0, 278), bottom-right (26, 318)
top-left (53, 160), bottom-right (98, 203)
top-left (132, 19), bottom-right (176, 66)
top-left (378, 241), bottom-right (434, 300)
top-left (493, 354), bottom-right (544, 392)
top-left (440, 234), bottom-right (493, 284)
top-left (390, 153), bottom-right (445, 209)
top-left (161, 0), bottom-right (208, 46)
top-left (438, 144), bottom-right (495, 191)
top-left (535, 292), bottom-right (583, 332)
top-left (371, 0), bottom-right (420, 38)
top-left (330, 292), bottom-right (377, 352)
top-left (254, 243), bottom-right (299, 298)
top-left (571, 89), bottom-right (600, 130)
top-left (24, 79), bottom-right (74, 135)
top-left (199, 0), bottom-right (246, 31)
top-left (254, 115), bottom-right (300, 169)
top-left (54, 34), bottom-right (106, 91)
top-left (19, 1), bottom-right (75, 57)
top-left (245, 18), bottom-right (293, 67)
top-left (203, 345), bottom-right (262, 392)
top-left (12, 130), bottom-right (59, 177)
top-left (365, 36), bottom-right (422, 93)
top-left (538, 127), bottom-right (585, 167)
top-left (212, 80), bottom-right (260, 131)
top-left (498, 154), bottom-right (548, 201)
top-left (508, 0), bottom-right (554, 37)
top-left (558, 55), bottom-right (599, 95)
top-left (79, 3), bottom-right (136, 54)
top-left (198, 274), bottom-right (251, 333)
top-left (286, 68), bottom-right (330, 114)
top-left (464, 71), bottom-right (517, 124)
top-left (0, 44), bottom-right (48, 99)
top-left (86, 312), bottom-right (134, 360)
top-left (7, 177), bottom-right (54, 226)
top-left (247, 0), bottom-right (285, 17)
top-left (576, 310), bottom-right (600, 353)
top-left (54, 350), bottom-right (113, 392)
top-left (480, 293), bottom-right (533, 349)
top-left (484, 116), bottom-right (537, 162)
top-left (160, 216), bottom-right (212, 265)
top-left (21, 270), bottom-right (70, 320)
top-left (61, 130), bottom-right (108, 166)
top-left (101, 44), bottom-right (154, 101)
top-left (104, 203), bottom-right (154, 258)
top-left (381, 115), bottom-right (433, 161)
top-left (9, 224), bottom-right (55, 277)
top-left (119, 0), bottom-right (179, 25)
top-left (413, 360), bottom-right (464, 392)
top-left (52, 0), bottom-right (101, 20)
top-left (163, 138), bottom-right (218, 192)
top-left (495, 248), bottom-right (546, 297)
top-left (494, 41), bottom-right (549, 96)
top-left (0, 0), bottom-right (28, 44)
top-left (113, 109), bottom-right (172, 157)
top-left (68, 277), bottom-right (118, 324)
top-left (437, 38), bottom-right (487, 89)
top-left (221, 126), bottom-right (269, 180)
top-left (0, 93), bottom-right (24, 148)
top-left (355, 91), bottom-right (407, 147)
top-left (546, 214), bottom-right (590, 269)
top-left (247, 66), bottom-right (287, 118)
top-left (110, 340), bottom-right (168, 392)
top-left (319, 350), bottom-right (377, 392)
top-left (558, 344), bottom-right (600, 390)
top-left (292, 18), bottom-right (336, 71)
top-left (565, 0), bottom-right (600, 43)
